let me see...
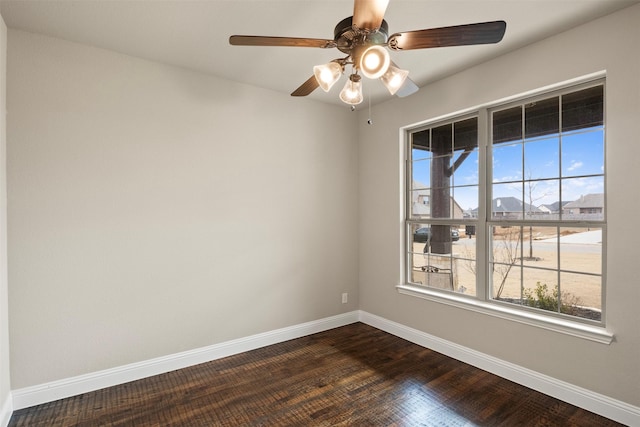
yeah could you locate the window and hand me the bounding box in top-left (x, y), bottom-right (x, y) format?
top-left (405, 80), bottom-right (605, 325)
top-left (407, 116), bottom-right (479, 296)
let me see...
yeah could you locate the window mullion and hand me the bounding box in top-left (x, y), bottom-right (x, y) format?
top-left (477, 108), bottom-right (489, 302)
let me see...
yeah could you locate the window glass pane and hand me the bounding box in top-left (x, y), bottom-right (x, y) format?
top-left (409, 231), bottom-right (430, 285)
top-left (448, 188), bottom-right (464, 220)
top-left (492, 184), bottom-right (524, 220)
top-left (525, 96), bottom-right (559, 139)
top-left (522, 225), bottom-right (558, 269)
top-left (430, 153), bottom-right (451, 180)
top-left (409, 120), bottom-right (479, 216)
top-left (559, 227), bottom-right (602, 275)
top-left (410, 224), bottom-right (459, 254)
top-left (490, 226), bottom-right (522, 300)
top-left (522, 276), bottom-right (560, 313)
top-left (452, 186), bottom-right (478, 217)
top-left (562, 85), bottom-right (604, 132)
top-left (450, 137), bottom-right (478, 215)
top-left (425, 253), bottom-right (455, 291)
top-left (524, 137), bottom-right (559, 180)
top-left (431, 123), bottom-right (453, 154)
top-left (493, 106), bottom-right (522, 144)
top-left (492, 142), bottom-right (522, 183)
top-left (492, 269), bottom-right (521, 301)
top-left (561, 129), bottom-right (604, 177)
top-left (490, 226), bottom-right (522, 263)
top-left (430, 185), bottom-right (453, 220)
top-left (409, 223), bottom-right (428, 256)
top-left (522, 267), bottom-right (562, 309)
top-left (454, 117), bottom-right (478, 150)
top-left (409, 223), bottom-right (431, 285)
top-left (430, 153), bottom-right (452, 219)
top-left (412, 159), bottom-right (430, 189)
top-left (430, 224), bottom-right (456, 254)
top-left (453, 231), bottom-right (476, 296)
top-left (411, 129), bottom-right (430, 160)
top-left (522, 179), bottom-right (559, 220)
top-left (410, 190), bottom-right (431, 218)
top-left (561, 178), bottom-right (604, 220)
top-left (412, 148), bottom-right (431, 162)
top-left (452, 148), bottom-right (479, 186)
top-left (409, 222), bottom-right (470, 295)
top-left (559, 272), bottom-right (601, 320)
top-left (525, 179), bottom-right (560, 220)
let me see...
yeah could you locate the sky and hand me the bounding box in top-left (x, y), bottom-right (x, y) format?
top-left (412, 127), bottom-right (604, 211)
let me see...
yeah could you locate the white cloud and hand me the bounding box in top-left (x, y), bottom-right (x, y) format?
top-left (567, 160), bottom-right (583, 171)
top-left (561, 177), bottom-right (604, 201)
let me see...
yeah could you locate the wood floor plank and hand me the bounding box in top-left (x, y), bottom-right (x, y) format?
top-left (9, 323), bottom-right (624, 426)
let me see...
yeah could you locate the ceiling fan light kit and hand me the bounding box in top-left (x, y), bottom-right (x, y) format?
top-left (380, 63), bottom-right (410, 95)
top-left (229, 0), bottom-right (506, 106)
top-left (339, 73), bottom-right (364, 105)
top-left (358, 45), bottom-right (391, 79)
top-left (313, 61), bottom-right (343, 92)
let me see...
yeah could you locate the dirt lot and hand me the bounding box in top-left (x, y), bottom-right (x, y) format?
top-left (411, 226), bottom-right (602, 311)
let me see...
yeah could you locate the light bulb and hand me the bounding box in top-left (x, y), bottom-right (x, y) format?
top-left (358, 45), bottom-right (390, 79)
top-left (363, 53), bottom-right (380, 71)
top-left (313, 62), bottom-right (343, 92)
top-left (380, 64), bottom-right (409, 95)
top-left (339, 74), bottom-right (363, 105)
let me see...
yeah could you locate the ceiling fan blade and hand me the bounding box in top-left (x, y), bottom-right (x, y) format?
top-left (229, 35), bottom-right (336, 49)
top-left (353, 0), bottom-right (389, 31)
top-left (291, 75), bottom-right (320, 97)
top-left (395, 77), bottom-right (419, 98)
top-left (389, 21), bottom-right (506, 50)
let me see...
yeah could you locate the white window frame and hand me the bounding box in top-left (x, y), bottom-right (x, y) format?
top-left (398, 75), bottom-right (612, 344)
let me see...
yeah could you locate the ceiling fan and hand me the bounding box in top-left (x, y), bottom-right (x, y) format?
top-left (229, 0), bottom-right (506, 106)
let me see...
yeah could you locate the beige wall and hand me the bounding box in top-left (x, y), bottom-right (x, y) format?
top-left (358, 4), bottom-right (640, 406)
top-left (6, 30), bottom-right (359, 388)
top-left (0, 11), bottom-right (11, 415)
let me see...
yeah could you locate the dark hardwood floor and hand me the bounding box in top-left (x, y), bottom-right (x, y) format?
top-left (10, 322), bottom-right (623, 426)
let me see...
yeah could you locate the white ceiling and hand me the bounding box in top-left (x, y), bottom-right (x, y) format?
top-left (1, 0), bottom-right (637, 106)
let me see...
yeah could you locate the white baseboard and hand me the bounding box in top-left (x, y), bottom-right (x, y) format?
top-left (9, 310), bottom-right (640, 426)
top-left (358, 310), bottom-right (640, 427)
top-left (0, 393), bottom-right (12, 427)
top-left (11, 311), bottom-right (359, 411)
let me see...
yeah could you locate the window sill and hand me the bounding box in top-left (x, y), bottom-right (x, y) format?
top-left (396, 284), bottom-right (614, 344)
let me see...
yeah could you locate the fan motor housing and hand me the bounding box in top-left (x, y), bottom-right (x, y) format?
top-left (334, 16), bottom-right (389, 54)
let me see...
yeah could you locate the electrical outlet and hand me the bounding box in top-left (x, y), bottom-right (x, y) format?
top-left (342, 293), bottom-right (348, 304)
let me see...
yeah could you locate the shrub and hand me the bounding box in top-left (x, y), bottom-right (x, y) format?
top-left (523, 282), bottom-right (582, 315)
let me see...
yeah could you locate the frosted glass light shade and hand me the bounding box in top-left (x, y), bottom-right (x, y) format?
top-left (339, 75), bottom-right (363, 105)
top-left (359, 45), bottom-right (390, 79)
top-left (313, 62), bottom-right (343, 92)
top-left (380, 65), bottom-right (409, 95)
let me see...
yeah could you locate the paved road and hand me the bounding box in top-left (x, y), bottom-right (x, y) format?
top-left (538, 229), bottom-right (602, 244)
top-left (454, 230), bottom-right (602, 254)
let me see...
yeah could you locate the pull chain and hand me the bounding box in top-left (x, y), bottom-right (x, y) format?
top-left (367, 86), bottom-right (373, 125)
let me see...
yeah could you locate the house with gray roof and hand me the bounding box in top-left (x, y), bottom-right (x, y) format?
top-left (491, 196), bottom-right (542, 219)
top-left (538, 201), bottom-right (570, 214)
top-left (562, 193), bottom-right (604, 219)
top-left (467, 196), bottom-right (542, 219)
